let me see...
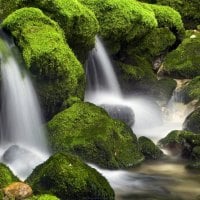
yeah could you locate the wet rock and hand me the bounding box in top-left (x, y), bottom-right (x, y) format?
top-left (3, 182), bottom-right (32, 199)
top-left (100, 104), bottom-right (135, 127)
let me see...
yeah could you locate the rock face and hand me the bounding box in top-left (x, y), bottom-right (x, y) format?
top-left (2, 8), bottom-right (85, 119)
top-left (138, 136), bottom-right (163, 160)
top-left (0, 163), bottom-right (19, 189)
top-left (3, 182), bottom-right (32, 199)
top-left (47, 102), bottom-right (144, 169)
top-left (100, 104), bottom-right (135, 127)
top-left (183, 108), bottom-right (200, 134)
top-left (26, 153), bottom-right (115, 200)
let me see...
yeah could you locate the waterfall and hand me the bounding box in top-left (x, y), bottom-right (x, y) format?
top-left (85, 36), bottom-right (122, 98)
top-left (0, 32), bottom-right (49, 179)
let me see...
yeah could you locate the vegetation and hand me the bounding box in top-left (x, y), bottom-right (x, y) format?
top-left (47, 102), bottom-right (144, 169)
top-left (0, 163), bottom-right (19, 189)
top-left (183, 108), bottom-right (200, 134)
top-left (0, 0), bottom-right (99, 60)
top-left (26, 153), bottom-right (115, 200)
top-left (162, 30), bottom-right (200, 78)
top-left (138, 136), bottom-right (163, 160)
top-left (2, 8), bottom-right (85, 119)
top-left (26, 194), bottom-right (60, 200)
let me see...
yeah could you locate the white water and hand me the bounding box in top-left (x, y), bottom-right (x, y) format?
top-left (85, 38), bottom-right (196, 199)
top-left (85, 36), bottom-right (122, 96)
top-left (0, 36), bottom-right (49, 179)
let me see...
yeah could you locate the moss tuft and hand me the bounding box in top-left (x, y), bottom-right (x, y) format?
top-left (26, 153), bottom-right (115, 200)
top-left (47, 102), bottom-right (144, 169)
top-left (2, 8), bottom-right (85, 119)
top-left (26, 194), bottom-right (60, 200)
top-left (138, 136), bottom-right (163, 160)
top-left (0, 163), bottom-right (19, 189)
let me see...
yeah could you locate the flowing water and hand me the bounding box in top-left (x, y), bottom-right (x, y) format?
top-left (0, 32), bottom-right (49, 180)
top-left (85, 37), bottom-right (200, 199)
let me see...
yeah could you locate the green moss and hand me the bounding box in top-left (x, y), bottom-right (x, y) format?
top-left (0, 163), bottom-right (19, 189)
top-left (79, 0), bottom-right (157, 43)
top-left (156, 0), bottom-right (200, 29)
top-left (183, 76), bottom-right (200, 103)
top-left (26, 194), bottom-right (60, 200)
top-left (26, 153), bottom-right (115, 200)
top-left (0, 0), bottom-right (99, 60)
top-left (149, 78), bottom-right (177, 102)
top-left (133, 27), bottom-right (176, 58)
top-left (192, 146), bottom-right (200, 160)
top-left (183, 108), bottom-right (200, 134)
top-left (162, 31), bottom-right (200, 79)
top-left (138, 136), bottom-right (163, 160)
top-left (2, 8), bottom-right (85, 119)
top-left (186, 161), bottom-right (200, 170)
top-left (47, 102), bottom-right (144, 169)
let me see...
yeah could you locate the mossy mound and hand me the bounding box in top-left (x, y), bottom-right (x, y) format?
top-left (47, 102), bottom-right (144, 169)
top-left (138, 136), bottom-right (163, 160)
top-left (159, 130), bottom-right (200, 159)
top-left (26, 194), bottom-right (60, 200)
top-left (0, 163), bottom-right (19, 189)
top-left (156, 0), bottom-right (200, 29)
top-left (26, 153), bottom-right (115, 200)
top-left (116, 59), bottom-right (157, 93)
top-left (149, 78), bottom-right (177, 103)
top-left (0, 0), bottom-right (99, 60)
top-left (162, 31), bottom-right (200, 79)
top-left (2, 8), bottom-right (85, 119)
top-left (182, 77), bottom-right (200, 103)
top-left (79, 0), bottom-right (157, 43)
top-left (183, 108), bottom-right (200, 134)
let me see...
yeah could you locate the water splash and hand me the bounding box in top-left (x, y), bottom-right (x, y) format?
top-left (0, 33), bottom-right (49, 179)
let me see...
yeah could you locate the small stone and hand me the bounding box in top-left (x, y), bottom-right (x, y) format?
top-left (3, 182), bottom-right (32, 199)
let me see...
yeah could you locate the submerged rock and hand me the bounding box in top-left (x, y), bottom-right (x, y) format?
top-left (47, 102), bottom-right (144, 169)
top-left (26, 153), bottom-right (115, 200)
top-left (3, 182), bottom-right (32, 199)
top-left (100, 104), bottom-right (135, 127)
top-left (2, 8), bottom-right (85, 119)
top-left (183, 108), bottom-right (200, 134)
top-left (138, 136), bottom-right (163, 160)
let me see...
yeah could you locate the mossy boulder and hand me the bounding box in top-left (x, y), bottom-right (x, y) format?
top-left (26, 153), bottom-right (115, 200)
top-left (183, 108), bottom-right (200, 134)
top-left (47, 102), bottom-right (144, 169)
top-left (116, 59), bottom-right (157, 94)
top-left (182, 77), bottom-right (200, 103)
top-left (2, 8), bottom-right (85, 119)
top-left (26, 194), bottom-right (60, 200)
top-left (159, 130), bottom-right (200, 158)
top-left (0, 163), bottom-right (19, 189)
top-left (0, 0), bottom-right (99, 60)
top-left (138, 136), bottom-right (163, 160)
top-left (162, 30), bottom-right (200, 79)
top-left (79, 0), bottom-right (157, 44)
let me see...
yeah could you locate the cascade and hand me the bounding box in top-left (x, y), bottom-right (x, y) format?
top-left (0, 32), bottom-right (49, 179)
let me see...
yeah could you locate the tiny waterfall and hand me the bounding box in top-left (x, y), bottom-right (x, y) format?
top-left (85, 36), bottom-right (122, 98)
top-left (0, 33), bottom-right (49, 179)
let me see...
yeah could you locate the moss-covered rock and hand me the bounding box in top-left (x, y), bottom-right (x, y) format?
top-left (162, 30), bottom-right (200, 79)
top-left (2, 8), bottom-right (85, 119)
top-left (186, 161), bottom-right (200, 170)
top-left (26, 153), bottom-right (115, 200)
top-left (183, 108), bottom-right (200, 134)
top-left (159, 130), bottom-right (200, 158)
top-left (138, 136), bottom-right (163, 160)
top-left (47, 102), bottom-right (144, 169)
top-left (182, 77), bottom-right (200, 103)
top-left (0, 163), bottom-right (19, 189)
top-left (0, 0), bottom-right (99, 60)
top-left (26, 194), bottom-right (60, 200)
top-left (79, 0), bottom-right (157, 43)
